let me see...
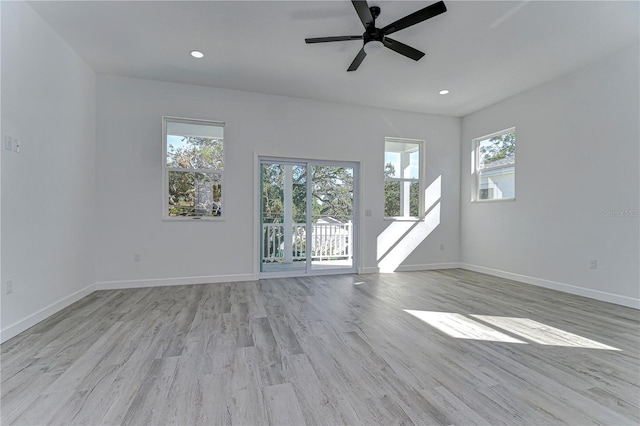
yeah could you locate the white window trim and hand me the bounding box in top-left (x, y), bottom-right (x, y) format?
top-left (472, 127), bottom-right (516, 203)
top-left (162, 116), bottom-right (226, 221)
top-left (384, 137), bottom-right (425, 220)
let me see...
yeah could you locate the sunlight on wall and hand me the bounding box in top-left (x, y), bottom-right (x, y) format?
top-left (377, 221), bottom-right (415, 262)
top-left (424, 175), bottom-right (441, 212)
top-left (377, 177), bottom-right (441, 272)
top-left (471, 315), bottom-right (620, 350)
top-left (378, 205), bottom-right (440, 273)
top-left (404, 310), bottom-right (526, 343)
top-left (403, 310), bottom-right (620, 351)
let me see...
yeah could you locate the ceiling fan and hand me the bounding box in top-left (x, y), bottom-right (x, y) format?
top-left (305, 0), bottom-right (447, 71)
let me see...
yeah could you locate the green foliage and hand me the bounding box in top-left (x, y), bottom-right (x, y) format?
top-left (479, 131), bottom-right (515, 164)
top-left (167, 136), bottom-right (223, 216)
top-left (261, 164), bottom-right (354, 224)
top-left (261, 164), bottom-right (307, 223)
top-left (167, 136), bottom-right (223, 169)
top-left (384, 163), bottom-right (420, 217)
top-left (384, 163), bottom-right (398, 216)
top-left (311, 166), bottom-right (353, 221)
top-left (409, 181), bottom-right (419, 216)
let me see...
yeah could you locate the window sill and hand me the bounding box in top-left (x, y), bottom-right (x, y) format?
top-left (162, 216), bottom-right (225, 222)
top-left (383, 216), bottom-right (424, 222)
top-left (471, 197), bottom-right (515, 203)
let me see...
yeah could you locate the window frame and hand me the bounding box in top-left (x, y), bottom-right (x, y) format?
top-left (384, 137), bottom-right (425, 220)
top-left (472, 127), bottom-right (516, 203)
top-left (162, 116), bottom-right (225, 221)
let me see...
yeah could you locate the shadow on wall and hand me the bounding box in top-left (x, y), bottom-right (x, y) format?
top-left (377, 176), bottom-right (441, 272)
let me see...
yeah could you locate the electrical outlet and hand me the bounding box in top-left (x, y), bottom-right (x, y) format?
top-left (134, 253), bottom-right (141, 262)
top-left (5, 136), bottom-right (13, 151)
top-left (589, 259), bottom-right (597, 269)
top-left (365, 209), bottom-right (372, 217)
top-left (6, 280), bottom-right (14, 295)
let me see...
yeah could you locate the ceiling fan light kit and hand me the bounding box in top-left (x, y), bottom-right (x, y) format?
top-left (305, 0), bottom-right (447, 71)
top-left (363, 40), bottom-right (384, 55)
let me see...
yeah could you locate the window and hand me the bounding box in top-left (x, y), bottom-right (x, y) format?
top-left (384, 138), bottom-right (423, 218)
top-left (163, 117), bottom-right (224, 219)
top-left (473, 127), bottom-right (515, 201)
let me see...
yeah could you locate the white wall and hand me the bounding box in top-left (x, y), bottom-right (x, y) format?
top-left (460, 44), bottom-right (640, 308)
top-left (1, 2), bottom-right (97, 341)
top-left (6, 2), bottom-right (633, 346)
top-left (95, 75), bottom-right (461, 287)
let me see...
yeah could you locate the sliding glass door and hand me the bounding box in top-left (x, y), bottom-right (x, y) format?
top-left (310, 165), bottom-right (354, 272)
top-left (260, 158), bottom-right (358, 277)
top-left (260, 161), bottom-right (308, 274)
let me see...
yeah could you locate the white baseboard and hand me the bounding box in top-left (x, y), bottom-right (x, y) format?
top-left (1, 283), bottom-right (96, 343)
top-left (395, 262), bottom-right (462, 272)
top-left (460, 263), bottom-right (640, 309)
top-left (358, 263), bottom-right (461, 274)
top-left (95, 273), bottom-right (257, 290)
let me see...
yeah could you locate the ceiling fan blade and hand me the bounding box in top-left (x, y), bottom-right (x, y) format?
top-left (352, 0), bottom-right (374, 29)
top-left (347, 48), bottom-right (367, 72)
top-left (305, 35), bottom-right (363, 44)
top-left (383, 38), bottom-right (425, 61)
top-left (382, 1), bottom-right (447, 35)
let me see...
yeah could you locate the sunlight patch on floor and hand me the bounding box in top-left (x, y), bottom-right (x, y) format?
top-left (403, 310), bottom-right (526, 343)
top-left (471, 315), bottom-right (621, 350)
top-left (403, 310), bottom-right (621, 350)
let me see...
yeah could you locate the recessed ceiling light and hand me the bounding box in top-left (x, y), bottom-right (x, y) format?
top-left (190, 50), bottom-right (204, 59)
top-left (439, 89), bottom-right (450, 95)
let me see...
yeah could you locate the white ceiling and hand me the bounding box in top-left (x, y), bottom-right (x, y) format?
top-left (28, 1), bottom-right (639, 117)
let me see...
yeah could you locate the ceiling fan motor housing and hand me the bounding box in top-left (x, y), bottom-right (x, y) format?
top-left (364, 6), bottom-right (383, 43)
top-left (364, 29), bottom-right (384, 44)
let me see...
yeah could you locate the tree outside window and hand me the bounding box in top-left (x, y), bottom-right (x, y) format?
top-left (164, 118), bottom-right (224, 219)
top-left (474, 128), bottom-right (515, 201)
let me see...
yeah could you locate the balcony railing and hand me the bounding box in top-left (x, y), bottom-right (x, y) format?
top-left (262, 221), bottom-right (352, 263)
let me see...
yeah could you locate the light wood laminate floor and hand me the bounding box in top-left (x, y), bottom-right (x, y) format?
top-left (2, 269), bottom-right (639, 425)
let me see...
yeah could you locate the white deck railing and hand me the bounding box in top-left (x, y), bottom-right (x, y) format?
top-left (262, 221), bottom-right (352, 263)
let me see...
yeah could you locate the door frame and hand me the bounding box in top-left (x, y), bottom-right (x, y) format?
top-left (255, 155), bottom-right (360, 279)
